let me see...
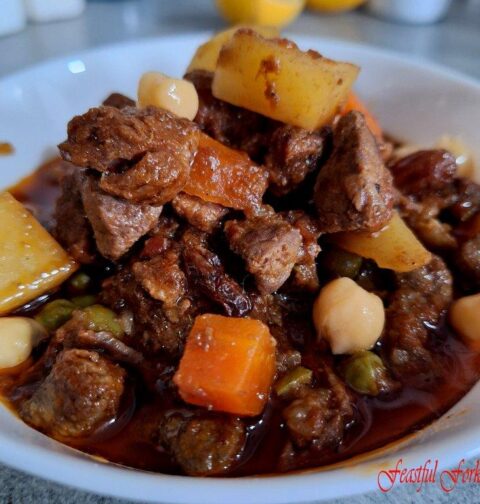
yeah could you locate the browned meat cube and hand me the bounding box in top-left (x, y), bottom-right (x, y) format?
top-left (158, 411), bottom-right (246, 476)
top-left (314, 111), bottom-right (394, 233)
top-left (384, 255), bottom-right (453, 386)
top-left (457, 235), bottom-right (480, 289)
top-left (224, 215), bottom-right (302, 294)
top-left (53, 170), bottom-right (96, 264)
top-left (80, 175), bottom-right (162, 261)
top-left (265, 125), bottom-right (329, 196)
top-left (59, 106), bottom-right (200, 205)
top-left (133, 246), bottom-right (187, 306)
top-left (172, 192), bottom-right (228, 233)
top-left (20, 349), bottom-right (125, 439)
top-left (181, 228), bottom-right (251, 316)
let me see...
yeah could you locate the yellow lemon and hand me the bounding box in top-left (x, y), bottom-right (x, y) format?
top-left (307, 0), bottom-right (365, 12)
top-left (216, 0), bottom-right (305, 28)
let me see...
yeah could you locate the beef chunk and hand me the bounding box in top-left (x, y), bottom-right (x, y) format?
top-left (141, 216), bottom-right (180, 258)
top-left (457, 234), bottom-right (480, 289)
top-left (314, 111), bottom-right (394, 233)
top-left (80, 175), bottom-right (162, 260)
top-left (172, 192), bottom-right (228, 233)
top-left (101, 267), bottom-right (196, 357)
top-left (59, 106), bottom-right (200, 205)
top-left (20, 349), bottom-right (125, 439)
top-left (249, 293), bottom-right (302, 373)
top-left (389, 149), bottom-right (457, 198)
top-left (133, 246), bottom-right (187, 306)
top-left (283, 210), bottom-right (321, 291)
top-left (181, 228), bottom-right (251, 316)
top-left (384, 255), bottom-right (453, 385)
top-left (102, 92), bottom-right (135, 109)
top-left (282, 367), bottom-right (353, 451)
top-left (447, 178), bottom-right (480, 223)
top-left (158, 411), bottom-right (245, 476)
top-left (185, 70), bottom-right (269, 160)
top-left (225, 214), bottom-right (302, 294)
top-left (265, 125), bottom-right (329, 196)
top-left (54, 170), bottom-right (96, 264)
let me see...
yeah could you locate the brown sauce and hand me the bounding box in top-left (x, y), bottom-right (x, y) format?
top-left (1, 159), bottom-right (480, 476)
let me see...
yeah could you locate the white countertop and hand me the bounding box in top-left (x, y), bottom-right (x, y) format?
top-left (0, 0), bottom-right (479, 503)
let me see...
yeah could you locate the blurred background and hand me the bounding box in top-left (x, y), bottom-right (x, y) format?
top-left (0, 0), bottom-right (479, 79)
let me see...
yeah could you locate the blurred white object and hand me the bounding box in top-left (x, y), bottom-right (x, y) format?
top-left (367, 0), bottom-right (452, 24)
top-left (0, 0), bottom-right (26, 36)
top-left (24, 0), bottom-right (85, 23)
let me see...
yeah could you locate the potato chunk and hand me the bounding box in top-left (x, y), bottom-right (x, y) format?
top-left (212, 30), bottom-right (359, 130)
top-left (0, 192), bottom-right (77, 314)
top-left (332, 212), bottom-right (432, 273)
top-left (187, 25), bottom-right (279, 73)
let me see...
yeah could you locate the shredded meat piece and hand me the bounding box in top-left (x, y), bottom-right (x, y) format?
top-left (158, 411), bottom-right (246, 476)
top-left (59, 106), bottom-right (200, 205)
top-left (384, 255), bottom-right (453, 386)
top-left (225, 214), bottom-right (302, 294)
top-left (20, 349), bottom-right (125, 439)
top-left (53, 170), bottom-right (96, 264)
top-left (172, 192), bottom-right (228, 233)
top-left (313, 111), bottom-right (394, 233)
top-left (181, 228), bottom-right (252, 317)
top-left (133, 245), bottom-right (187, 306)
top-left (80, 174), bottom-right (162, 260)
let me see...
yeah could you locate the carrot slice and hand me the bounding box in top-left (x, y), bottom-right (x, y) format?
top-left (184, 133), bottom-right (268, 212)
top-left (342, 92), bottom-right (383, 139)
top-left (173, 314), bottom-right (277, 416)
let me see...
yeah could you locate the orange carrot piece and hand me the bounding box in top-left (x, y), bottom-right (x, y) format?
top-left (173, 314), bottom-right (277, 416)
top-left (342, 92), bottom-right (383, 139)
top-left (184, 133), bottom-right (268, 212)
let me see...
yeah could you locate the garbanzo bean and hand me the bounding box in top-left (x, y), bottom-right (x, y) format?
top-left (313, 277), bottom-right (385, 355)
top-left (137, 71), bottom-right (199, 120)
top-left (0, 317), bottom-right (47, 369)
top-left (449, 293), bottom-right (480, 348)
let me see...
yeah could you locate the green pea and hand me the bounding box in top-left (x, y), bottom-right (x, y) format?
top-left (68, 272), bottom-right (91, 294)
top-left (71, 294), bottom-right (98, 308)
top-left (344, 351), bottom-right (388, 396)
top-left (35, 299), bottom-right (75, 332)
top-left (321, 248), bottom-right (363, 279)
top-left (275, 366), bottom-right (313, 397)
top-left (82, 305), bottom-right (123, 338)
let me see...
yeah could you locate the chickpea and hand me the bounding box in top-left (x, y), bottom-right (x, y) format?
top-left (449, 293), bottom-right (480, 348)
top-left (137, 71), bottom-right (199, 120)
top-left (312, 277), bottom-right (385, 355)
top-left (0, 317), bottom-right (47, 369)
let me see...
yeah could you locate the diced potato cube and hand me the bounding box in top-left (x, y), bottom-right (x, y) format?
top-left (187, 25), bottom-right (279, 73)
top-left (173, 314), bottom-right (277, 416)
top-left (0, 192), bottom-right (78, 314)
top-left (212, 30), bottom-right (359, 130)
top-left (332, 212), bottom-right (432, 273)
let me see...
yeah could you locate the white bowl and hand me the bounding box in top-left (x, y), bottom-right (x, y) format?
top-left (0, 33), bottom-right (480, 503)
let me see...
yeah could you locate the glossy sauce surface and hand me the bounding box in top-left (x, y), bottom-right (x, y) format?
top-left (1, 159), bottom-right (480, 476)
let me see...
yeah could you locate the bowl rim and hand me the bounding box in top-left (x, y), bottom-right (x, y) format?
top-left (1, 31), bottom-right (480, 504)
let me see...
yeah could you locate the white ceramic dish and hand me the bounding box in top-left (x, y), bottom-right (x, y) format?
top-left (0, 33), bottom-right (480, 504)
